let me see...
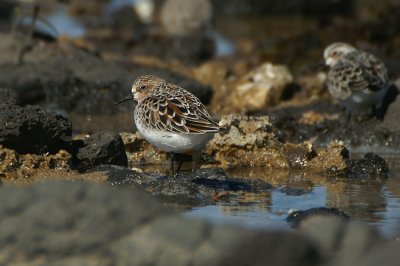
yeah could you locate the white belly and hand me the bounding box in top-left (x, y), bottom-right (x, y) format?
top-left (136, 121), bottom-right (214, 153)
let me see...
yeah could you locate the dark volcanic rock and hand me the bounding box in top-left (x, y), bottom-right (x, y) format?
top-left (345, 153), bottom-right (389, 179)
top-left (76, 132), bottom-right (128, 172)
top-left (0, 62), bottom-right (70, 106)
top-left (98, 166), bottom-right (272, 205)
top-left (0, 180), bottom-right (322, 266)
top-left (0, 104), bottom-right (72, 154)
top-left (266, 100), bottom-right (400, 150)
top-left (0, 33), bottom-right (212, 110)
top-left (286, 207), bottom-right (350, 228)
top-left (0, 0), bottom-right (14, 31)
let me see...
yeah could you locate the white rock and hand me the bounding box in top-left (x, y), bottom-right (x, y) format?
top-left (233, 63), bottom-right (293, 112)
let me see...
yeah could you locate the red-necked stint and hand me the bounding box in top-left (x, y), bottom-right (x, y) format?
top-left (323, 42), bottom-right (389, 117)
top-left (116, 75), bottom-right (220, 177)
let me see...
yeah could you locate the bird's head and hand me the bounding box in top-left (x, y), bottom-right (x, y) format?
top-left (115, 75), bottom-right (166, 105)
top-left (131, 75), bottom-right (166, 101)
top-left (323, 42), bottom-right (356, 67)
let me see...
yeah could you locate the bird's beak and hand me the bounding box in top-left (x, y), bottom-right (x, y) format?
top-left (115, 94), bottom-right (134, 105)
top-left (313, 60), bottom-right (327, 71)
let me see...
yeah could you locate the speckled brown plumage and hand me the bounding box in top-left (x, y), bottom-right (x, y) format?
top-left (323, 42), bottom-right (389, 112)
top-left (133, 76), bottom-right (220, 134)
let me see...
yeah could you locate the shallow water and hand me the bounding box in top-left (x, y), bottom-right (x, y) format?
top-left (183, 156), bottom-right (400, 238)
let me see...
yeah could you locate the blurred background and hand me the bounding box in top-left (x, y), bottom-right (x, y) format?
top-left (0, 0), bottom-right (399, 133)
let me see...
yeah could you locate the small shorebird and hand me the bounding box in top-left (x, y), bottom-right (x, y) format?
top-left (116, 75), bottom-right (220, 177)
top-left (322, 42), bottom-right (389, 118)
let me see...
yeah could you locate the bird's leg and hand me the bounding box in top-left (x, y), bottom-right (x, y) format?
top-left (174, 160), bottom-right (183, 178)
top-left (28, 3), bottom-right (40, 40)
top-left (168, 152), bottom-right (183, 178)
top-left (344, 109), bottom-right (352, 127)
top-left (168, 152), bottom-right (175, 177)
top-left (16, 2), bottom-right (40, 65)
top-left (371, 104), bottom-right (383, 120)
top-left (10, 5), bottom-right (21, 35)
top-left (172, 153), bottom-right (192, 177)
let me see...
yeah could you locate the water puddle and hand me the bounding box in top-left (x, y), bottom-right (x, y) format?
top-left (182, 159), bottom-right (400, 238)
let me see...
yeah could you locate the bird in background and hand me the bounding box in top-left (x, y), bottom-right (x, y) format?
top-left (116, 75), bottom-right (220, 177)
top-left (11, 0), bottom-right (69, 64)
top-left (322, 42), bottom-right (389, 119)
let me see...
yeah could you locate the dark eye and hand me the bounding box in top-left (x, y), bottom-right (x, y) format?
top-left (332, 51), bottom-right (338, 56)
top-left (139, 85), bottom-right (146, 90)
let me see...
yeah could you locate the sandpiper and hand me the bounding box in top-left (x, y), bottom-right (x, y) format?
top-left (322, 42), bottom-right (389, 118)
top-left (116, 75), bottom-right (220, 177)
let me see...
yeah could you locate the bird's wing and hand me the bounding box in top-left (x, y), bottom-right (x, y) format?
top-left (358, 52), bottom-right (389, 92)
top-left (331, 51), bottom-right (388, 98)
top-left (138, 85), bottom-right (220, 134)
top-left (327, 64), bottom-right (354, 99)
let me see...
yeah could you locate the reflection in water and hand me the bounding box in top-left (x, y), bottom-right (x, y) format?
top-left (185, 166), bottom-right (400, 238)
top-left (326, 180), bottom-right (386, 223)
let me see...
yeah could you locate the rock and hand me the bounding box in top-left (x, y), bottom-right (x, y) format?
top-left (0, 146), bottom-right (72, 180)
top-left (307, 143), bottom-right (389, 179)
top-left (286, 207), bottom-right (350, 229)
top-left (333, 222), bottom-right (384, 266)
top-left (205, 114), bottom-right (317, 168)
top-left (0, 146), bottom-right (20, 174)
top-left (340, 242), bottom-right (400, 266)
top-left (0, 180), bottom-right (169, 263)
top-left (0, 180), bottom-right (322, 265)
top-left (160, 0), bottom-right (213, 36)
top-left (206, 114), bottom-right (285, 167)
top-left (217, 230), bottom-right (321, 266)
top-left (282, 142), bottom-right (316, 168)
top-left (0, 61), bottom-right (69, 106)
top-left (298, 216), bottom-right (383, 264)
top-left (76, 132), bottom-right (128, 172)
top-left (0, 0), bottom-right (14, 24)
top-left (112, 217), bottom-right (322, 266)
top-left (230, 63), bottom-right (293, 112)
top-left (307, 141), bottom-right (349, 175)
top-left (0, 104), bottom-right (72, 154)
top-left (345, 153), bottom-right (389, 179)
top-left (264, 99), bottom-right (400, 150)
